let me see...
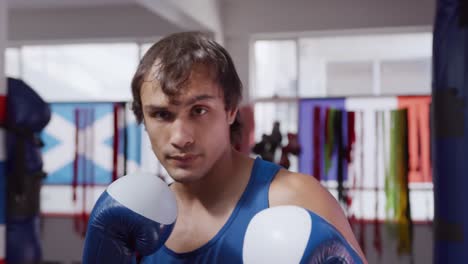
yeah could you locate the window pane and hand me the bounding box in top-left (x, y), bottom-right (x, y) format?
top-left (381, 58), bottom-right (431, 95)
top-left (21, 43), bottom-right (139, 102)
top-left (326, 61), bottom-right (373, 96)
top-left (254, 40), bottom-right (297, 98)
top-left (5, 47), bottom-right (21, 78)
top-left (298, 41), bottom-right (327, 97)
top-left (299, 32), bottom-right (432, 96)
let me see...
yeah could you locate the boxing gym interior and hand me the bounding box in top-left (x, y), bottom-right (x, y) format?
top-left (0, 0), bottom-right (465, 263)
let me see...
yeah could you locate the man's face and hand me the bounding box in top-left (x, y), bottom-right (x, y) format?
top-left (140, 66), bottom-right (237, 183)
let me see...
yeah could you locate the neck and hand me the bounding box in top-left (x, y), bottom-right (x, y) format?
top-left (171, 149), bottom-right (252, 209)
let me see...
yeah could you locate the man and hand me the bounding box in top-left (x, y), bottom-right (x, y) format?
top-left (129, 31), bottom-right (366, 263)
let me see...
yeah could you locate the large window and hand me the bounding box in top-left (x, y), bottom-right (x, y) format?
top-left (253, 40), bottom-right (297, 98)
top-left (253, 31), bottom-right (432, 100)
top-left (4, 42), bottom-right (159, 102)
top-left (5, 47), bottom-right (21, 78)
top-left (251, 29), bottom-right (433, 222)
top-left (251, 30), bottom-right (432, 147)
top-left (3, 41), bottom-right (161, 217)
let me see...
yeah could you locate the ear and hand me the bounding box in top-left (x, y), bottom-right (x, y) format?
top-left (227, 106), bottom-right (239, 125)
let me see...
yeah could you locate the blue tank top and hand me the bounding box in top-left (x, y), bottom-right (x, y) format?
top-left (141, 157), bottom-right (281, 264)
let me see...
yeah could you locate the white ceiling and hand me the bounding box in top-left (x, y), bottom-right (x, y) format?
top-left (7, 0), bottom-right (134, 9)
top-left (6, 0), bottom-right (222, 43)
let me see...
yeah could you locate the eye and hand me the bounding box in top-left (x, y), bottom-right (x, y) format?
top-left (192, 106), bottom-right (208, 116)
top-left (150, 110), bottom-right (173, 121)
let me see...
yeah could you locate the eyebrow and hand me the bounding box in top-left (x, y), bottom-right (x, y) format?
top-left (183, 94), bottom-right (216, 106)
top-left (143, 94), bottom-right (216, 111)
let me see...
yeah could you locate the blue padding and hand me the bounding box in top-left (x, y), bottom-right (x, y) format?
top-left (83, 191), bottom-right (174, 263)
top-left (432, 0), bottom-right (468, 261)
top-left (0, 162), bottom-right (5, 224)
top-left (300, 210), bottom-right (362, 264)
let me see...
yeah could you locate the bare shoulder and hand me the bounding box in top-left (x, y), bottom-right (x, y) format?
top-left (269, 169), bottom-right (366, 261)
top-left (269, 169), bottom-right (347, 229)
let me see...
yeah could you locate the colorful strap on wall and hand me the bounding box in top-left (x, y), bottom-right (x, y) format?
top-left (357, 111), bottom-right (366, 256)
top-left (40, 102), bottom-right (145, 218)
top-left (373, 111), bottom-right (382, 257)
top-left (324, 108), bottom-right (336, 176)
top-left (334, 110), bottom-right (345, 206)
top-left (72, 107), bottom-right (96, 238)
top-left (398, 97), bottom-right (432, 183)
top-left (389, 109), bottom-right (413, 255)
top-left (313, 107), bottom-right (322, 181)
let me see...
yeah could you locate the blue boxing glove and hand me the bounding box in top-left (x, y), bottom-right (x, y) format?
top-left (243, 206), bottom-right (363, 264)
top-left (82, 172), bottom-right (177, 264)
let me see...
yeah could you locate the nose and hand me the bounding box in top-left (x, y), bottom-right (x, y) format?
top-left (170, 119), bottom-right (195, 150)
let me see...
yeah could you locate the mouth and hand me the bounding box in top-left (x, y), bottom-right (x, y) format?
top-left (168, 154), bottom-right (200, 164)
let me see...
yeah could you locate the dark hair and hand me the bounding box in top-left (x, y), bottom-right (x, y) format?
top-left (131, 31), bottom-right (243, 144)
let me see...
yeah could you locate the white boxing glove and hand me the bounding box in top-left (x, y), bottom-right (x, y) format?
top-left (243, 205), bottom-right (363, 264)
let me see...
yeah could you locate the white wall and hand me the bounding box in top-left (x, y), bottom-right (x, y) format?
top-left (221, 0), bottom-right (436, 101)
top-left (171, 0), bottom-right (223, 43)
top-left (138, 0), bottom-right (223, 43)
top-left (8, 0), bottom-right (223, 44)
